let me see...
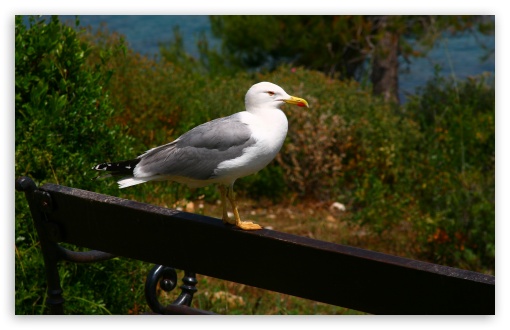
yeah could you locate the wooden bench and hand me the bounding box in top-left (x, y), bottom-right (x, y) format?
top-left (15, 176), bottom-right (495, 315)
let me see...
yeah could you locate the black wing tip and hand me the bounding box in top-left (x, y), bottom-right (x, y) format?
top-left (92, 163), bottom-right (108, 171)
top-left (92, 159), bottom-right (140, 175)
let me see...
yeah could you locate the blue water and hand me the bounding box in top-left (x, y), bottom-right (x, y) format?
top-left (60, 15), bottom-right (217, 57)
top-left (58, 15), bottom-right (495, 103)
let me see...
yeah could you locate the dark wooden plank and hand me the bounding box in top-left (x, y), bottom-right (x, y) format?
top-left (39, 183), bottom-right (495, 315)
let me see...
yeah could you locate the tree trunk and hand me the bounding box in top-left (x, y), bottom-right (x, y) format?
top-left (371, 16), bottom-right (400, 103)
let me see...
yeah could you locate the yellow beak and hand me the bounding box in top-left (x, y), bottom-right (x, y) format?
top-left (284, 95), bottom-right (309, 108)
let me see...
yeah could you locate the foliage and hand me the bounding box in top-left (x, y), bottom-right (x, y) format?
top-left (15, 16), bottom-right (133, 190)
top-left (15, 15), bottom-right (143, 314)
top-left (208, 16), bottom-right (494, 102)
top-left (208, 16), bottom-right (493, 79)
top-left (404, 71), bottom-right (495, 270)
top-left (15, 15), bottom-right (494, 315)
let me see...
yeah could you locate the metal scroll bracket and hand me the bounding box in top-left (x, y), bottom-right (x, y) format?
top-left (144, 265), bottom-right (201, 314)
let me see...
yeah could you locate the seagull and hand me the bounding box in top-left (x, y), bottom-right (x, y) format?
top-left (93, 82), bottom-right (309, 230)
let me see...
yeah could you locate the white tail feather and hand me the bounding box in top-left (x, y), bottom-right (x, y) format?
top-left (117, 177), bottom-right (152, 189)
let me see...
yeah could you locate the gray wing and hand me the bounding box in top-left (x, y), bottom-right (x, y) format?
top-left (136, 114), bottom-right (256, 180)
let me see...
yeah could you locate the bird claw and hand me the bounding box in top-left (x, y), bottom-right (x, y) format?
top-left (236, 221), bottom-right (263, 231)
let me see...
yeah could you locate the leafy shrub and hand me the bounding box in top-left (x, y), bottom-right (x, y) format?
top-left (15, 15), bottom-right (147, 314)
top-left (404, 72), bottom-right (495, 270)
top-left (15, 16), bottom-right (134, 190)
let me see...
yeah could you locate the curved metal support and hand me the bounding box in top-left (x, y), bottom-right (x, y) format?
top-left (144, 265), bottom-right (199, 314)
top-left (57, 245), bottom-right (117, 263)
top-left (145, 265), bottom-right (178, 314)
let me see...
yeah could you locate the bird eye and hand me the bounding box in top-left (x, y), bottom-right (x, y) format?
top-left (267, 91), bottom-right (275, 96)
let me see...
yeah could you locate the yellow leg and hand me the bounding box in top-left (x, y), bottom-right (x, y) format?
top-left (219, 185), bottom-right (235, 225)
top-left (226, 184), bottom-right (263, 230)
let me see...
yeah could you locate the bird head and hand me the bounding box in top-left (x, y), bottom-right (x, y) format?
top-left (245, 82), bottom-right (309, 111)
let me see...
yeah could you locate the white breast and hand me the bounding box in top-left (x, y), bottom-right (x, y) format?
top-left (212, 109), bottom-right (288, 184)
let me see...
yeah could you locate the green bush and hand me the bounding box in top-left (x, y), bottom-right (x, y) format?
top-left (15, 15), bottom-right (148, 314)
top-left (404, 72), bottom-right (495, 270)
top-left (15, 16), bottom-right (134, 189)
